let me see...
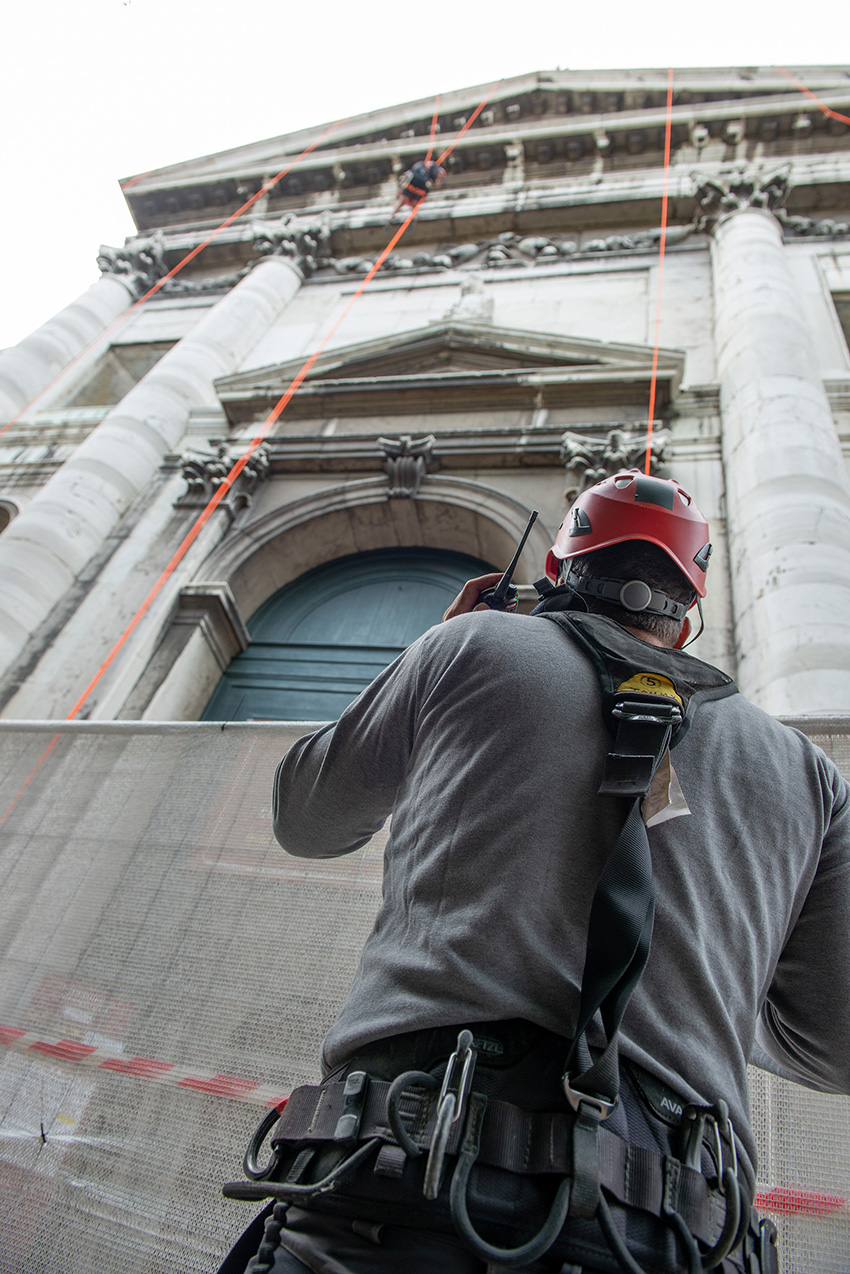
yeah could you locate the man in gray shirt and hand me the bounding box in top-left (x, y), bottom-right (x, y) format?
top-left (226, 473), bottom-right (850, 1274)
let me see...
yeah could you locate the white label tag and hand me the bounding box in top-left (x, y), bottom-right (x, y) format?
top-left (642, 751), bottom-right (691, 828)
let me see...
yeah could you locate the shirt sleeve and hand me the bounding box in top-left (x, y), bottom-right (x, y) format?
top-left (756, 757), bottom-right (850, 1094)
top-left (271, 637), bottom-right (424, 858)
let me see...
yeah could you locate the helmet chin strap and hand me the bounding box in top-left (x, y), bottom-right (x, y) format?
top-left (678, 597), bottom-right (704, 649)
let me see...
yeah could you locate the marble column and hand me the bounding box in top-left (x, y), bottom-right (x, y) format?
top-left (0, 255), bottom-right (302, 674)
top-left (712, 206), bottom-right (850, 713)
top-left (0, 275), bottom-right (136, 422)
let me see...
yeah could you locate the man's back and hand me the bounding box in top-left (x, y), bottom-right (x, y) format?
top-left (274, 608), bottom-right (850, 1191)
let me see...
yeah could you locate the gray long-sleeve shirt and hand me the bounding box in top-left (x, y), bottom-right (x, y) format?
top-left (273, 610), bottom-right (850, 1184)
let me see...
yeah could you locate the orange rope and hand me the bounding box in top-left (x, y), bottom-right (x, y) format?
top-left (775, 66), bottom-right (850, 127)
top-left (63, 80), bottom-right (501, 723)
top-left (424, 95), bottom-right (441, 164)
top-left (644, 68), bottom-right (674, 475)
top-left (0, 118), bottom-right (346, 438)
top-left (0, 733), bottom-right (61, 830)
top-left (436, 82), bottom-right (500, 166)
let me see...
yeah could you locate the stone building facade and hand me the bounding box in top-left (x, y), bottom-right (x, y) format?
top-left (1, 65), bottom-right (850, 722)
top-left (2, 67), bottom-right (850, 1274)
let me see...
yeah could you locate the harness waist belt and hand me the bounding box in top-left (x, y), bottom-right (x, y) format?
top-left (272, 1079), bottom-right (723, 1244)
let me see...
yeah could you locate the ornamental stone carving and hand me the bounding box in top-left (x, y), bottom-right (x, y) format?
top-left (776, 212), bottom-right (850, 239)
top-left (326, 226), bottom-right (693, 280)
top-left (97, 230), bottom-right (168, 297)
top-left (176, 442), bottom-right (270, 515)
top-left (445, 272), bottom-right (493, 323)
top-left (561, 426), bottom-right (669, 501)
top-left (251, 213), bottom-right (332, 277)
top-left (378, 434), bottom-right (435, 498)
top-left (691, 166), bottom-right (791, 230)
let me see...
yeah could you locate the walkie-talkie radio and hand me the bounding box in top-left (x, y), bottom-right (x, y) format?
top-left (478, 510), bottom-right (539, 611)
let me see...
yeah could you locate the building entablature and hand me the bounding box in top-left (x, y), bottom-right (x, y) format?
top-left (105, 159), bottom-right (850, 296)
top-left (120, 68), bottom-right (850, 235)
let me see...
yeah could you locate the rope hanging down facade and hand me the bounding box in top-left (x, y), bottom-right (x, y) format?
top-left (0, 119), bottom-right (347, 437)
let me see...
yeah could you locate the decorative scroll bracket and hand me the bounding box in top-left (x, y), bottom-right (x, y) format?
top-left (378, 434), bottom-right (436, 498)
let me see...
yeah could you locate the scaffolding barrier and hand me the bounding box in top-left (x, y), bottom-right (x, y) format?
top-left (1, 719), bottom-right (849, 1272)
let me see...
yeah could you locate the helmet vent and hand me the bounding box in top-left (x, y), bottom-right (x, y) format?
top-left (693, 543), bottom-right (713, 572)
top-left (568, 507), bottom-right (593, 537)
top-left (634, 476), bottom-right (675, 509)
top-left (613, 476), bottom-right (633, 488)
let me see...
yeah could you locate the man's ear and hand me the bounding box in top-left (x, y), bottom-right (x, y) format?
top-left (673, 617), bottom-right (691, 650)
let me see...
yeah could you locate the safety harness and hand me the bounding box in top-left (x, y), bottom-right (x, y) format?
top-left (223, 613), bottom-right (779, 1274)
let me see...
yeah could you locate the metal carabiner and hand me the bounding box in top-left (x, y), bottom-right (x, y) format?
top-left (423, 1029), bottom-right (477, 1200)
top-left (678, 1100), bottom-right (745, 1270)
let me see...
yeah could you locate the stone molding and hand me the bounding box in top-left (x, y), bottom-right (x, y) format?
top-left (200, 474), bottom-right (552, 610)
top-left (173, 583), bottom-right (249, 670)
top-left (252, 423), bottom-right (668, 477)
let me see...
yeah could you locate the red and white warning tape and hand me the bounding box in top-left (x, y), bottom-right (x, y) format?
top-left (0, 1023), bottom-right (288, 1108)
top-left (2, 1023), bottom-right (847, 1217)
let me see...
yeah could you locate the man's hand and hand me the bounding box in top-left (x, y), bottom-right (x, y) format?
top-left (442, 573), bottom-right (504, 622)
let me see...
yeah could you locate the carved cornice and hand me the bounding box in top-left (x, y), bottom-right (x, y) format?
top-left (256, 423), bottom-right (663, 476)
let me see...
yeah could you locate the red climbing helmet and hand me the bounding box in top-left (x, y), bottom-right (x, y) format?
top-left (545, 471), bottom-right (712, 597)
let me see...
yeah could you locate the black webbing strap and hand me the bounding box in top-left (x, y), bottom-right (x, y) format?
top-left (563, 699), bottom-right (679, 1112)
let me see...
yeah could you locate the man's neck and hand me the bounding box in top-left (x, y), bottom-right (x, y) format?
top-left (620, 623), bottom-right (672, 649)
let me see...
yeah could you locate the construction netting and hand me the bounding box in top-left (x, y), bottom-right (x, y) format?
top-left (0, 718), bottom-right (848, 1273)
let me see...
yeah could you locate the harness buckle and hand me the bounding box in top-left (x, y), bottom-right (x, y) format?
top-left (562, 1078), bottom-right (617, 1120)
top-left (333, 1070), bottom-right (369, 1142)
top-left (611, 696), bottom-right (683, 727)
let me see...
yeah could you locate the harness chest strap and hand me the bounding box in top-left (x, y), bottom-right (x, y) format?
top-left (268, 1079), bottom-right (725, 1245)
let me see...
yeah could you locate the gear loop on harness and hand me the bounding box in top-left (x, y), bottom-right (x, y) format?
top-left (386, 1068), bottom-right (439, 1158)
top-left (244, 1106), bottom-right (285, 1181)
top-left (448, 1091), bottom-right (575, 1267)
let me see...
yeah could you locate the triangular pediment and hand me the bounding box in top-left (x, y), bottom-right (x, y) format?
top-left (215, 320), bottom-right (684, 423)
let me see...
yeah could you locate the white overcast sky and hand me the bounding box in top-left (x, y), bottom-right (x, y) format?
top-left (0, 0), bottom-right (846, 350)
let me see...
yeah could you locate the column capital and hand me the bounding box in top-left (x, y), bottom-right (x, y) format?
top-left (97, 230), bottom-right (168, 298)
top-left (692, 165), bottom-right (791, 233)
top-left (251, 212), bottom-right (332, 278)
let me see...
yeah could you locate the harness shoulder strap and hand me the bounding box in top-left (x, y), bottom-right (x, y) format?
top-left (536, 611), bottom-right (738, 1113)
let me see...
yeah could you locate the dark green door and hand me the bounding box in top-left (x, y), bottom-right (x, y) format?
top-left (202, 548), bottom-right (490, 721)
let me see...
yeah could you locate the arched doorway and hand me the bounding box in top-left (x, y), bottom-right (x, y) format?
top-left (201, 547), bottom-right (490, 721)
